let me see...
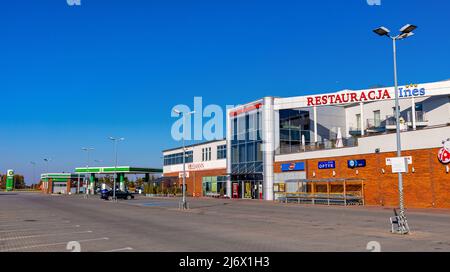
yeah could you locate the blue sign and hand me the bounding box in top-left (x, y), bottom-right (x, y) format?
top-left (281, 162), bottom-right (305, 172)
top-left (347, 159), bottom-right (366, 168)
top-left (318, 161), bottom-right (336, 169)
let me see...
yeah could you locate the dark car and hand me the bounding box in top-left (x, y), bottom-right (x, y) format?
top-left (100, 189), bottom-right (134, 200)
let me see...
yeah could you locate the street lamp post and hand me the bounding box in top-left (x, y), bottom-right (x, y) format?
top-left (173, 109), bottom-right (195, 210)
top-left (43, 158), bottom-right (51, 173)
top-left (373, 24), bottom-right (417, 234)
top-left (109, 137), bottom-right (124, 201)
top-left (30, 161), bottom-right (36, 187)
top-left (82, 147), bottom-right (94, 196)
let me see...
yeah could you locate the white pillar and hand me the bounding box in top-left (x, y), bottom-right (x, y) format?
top-left (411, 97), bottom-right (416, 130)
top-left (262, 97), bottom-right (275, 201)
top-left (225, 109), bottom-right (232, 198)
top-left (360, 102), bottom-right (365, 136)
top-left (313, 106), bottom-right (318, 143)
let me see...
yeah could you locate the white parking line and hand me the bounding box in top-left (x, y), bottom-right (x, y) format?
top-left (102, 247), bottom-right (133, 252)
top-left (0, 237), bottom-right (109, 252)
top-left (0, 230), bottom-right (93, 241)
top-left (0, 225), bottom-right (81, 234)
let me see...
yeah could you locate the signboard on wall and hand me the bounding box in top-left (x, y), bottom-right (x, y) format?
top-left (386, 156), bottom-right (412, 165)
top-left (389, 157), bottom-right (409, 173)
top-left (318, 161), bottom-right (336, 169)
top-left (347, 159), bottom-right (366, 168)
top-left (281, 162), bottom-right (305, 172)
top-left (438, 139), bottom-right (450, 164)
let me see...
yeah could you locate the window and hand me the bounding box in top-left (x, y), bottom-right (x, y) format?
top-left (217, 145), bottom-right (227, 160)
top-left (202, 147), bottom-right (212, 161)
top-left (373, 110), bottom-right (381, 127)
top-left (163, 151), bottom-right (193, 166)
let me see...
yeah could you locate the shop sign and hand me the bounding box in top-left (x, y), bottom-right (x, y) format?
top-left (389, 157), bottom-right (409, 173)
top-left (188, 163), bottom-right (204, 170)
top-left (438, 139), bottom-right (450, 164)
top-left (347, 159), bottom-right (366, 168)
top-left (386, 156), bottom-right (412, 165)
top-left (318, 161), bottom-right (335, 169)
top-left (179, 172), bottom-right (190, 178)
top-left (281, 162), bottom-right (305, 172)
top-left (306, 84), bottom-right (426, 106)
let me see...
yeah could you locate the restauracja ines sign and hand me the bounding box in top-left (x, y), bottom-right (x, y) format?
top-left (306, 84), bottom-right (426, 106)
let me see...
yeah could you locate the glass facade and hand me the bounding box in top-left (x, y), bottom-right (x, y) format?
top-left (163, 151), bottom-right (193, 166)
top-left (230, 107), bottom-right (264, 199)
top-left (279, 109), bottom-right (311, 154)
top-left (202, 176), bottom-right (227, 196)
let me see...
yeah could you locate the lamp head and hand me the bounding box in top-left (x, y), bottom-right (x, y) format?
top-left (373, 26), bottom-right (391, 37)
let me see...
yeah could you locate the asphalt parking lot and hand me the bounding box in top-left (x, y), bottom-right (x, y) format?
top-left (1, 192), bottom-right (450, 252)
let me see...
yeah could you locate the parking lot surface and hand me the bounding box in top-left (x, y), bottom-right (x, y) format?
top-left (1, 192), bottom-right (450, 252)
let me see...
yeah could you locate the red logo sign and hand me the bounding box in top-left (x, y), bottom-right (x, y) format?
top-left (288, 163), bottom-right (296, 170)
top-left (438, 139), bottom-right (450, 164)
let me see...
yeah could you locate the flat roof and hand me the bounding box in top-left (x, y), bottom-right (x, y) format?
top-left (162, 139), bottom-right (226, 153)
top-left (74, 166), bottom-right (162, 174)
top-left (41, 173), bottom-right (84, 179)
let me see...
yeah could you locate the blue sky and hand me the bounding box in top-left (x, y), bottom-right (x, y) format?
top-left (1, 0), bottom-right (449, 184)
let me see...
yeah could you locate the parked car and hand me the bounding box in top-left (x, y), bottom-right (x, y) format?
top-left (100, 189), bottom-right (134, 200)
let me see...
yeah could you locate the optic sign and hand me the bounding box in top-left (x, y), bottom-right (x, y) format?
top-left (438, 139), bottom-right (450, 164)
top-left (318, 161), bottom-right (336, 169)
top-left (347, 159), bottom-right (366, 168)
top-left (281, 162), bottom-right (305, 172)
top-left (306, 84), bottom-right (426, 106)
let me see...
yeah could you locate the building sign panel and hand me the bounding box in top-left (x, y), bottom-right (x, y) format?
top-left (438, 139), bottom-right (450, 164)
top-left (306, 84), bottom-right (427, 106)
top-left (389, 157), bottom-right (409, 173)
top-left (347, 159), bottom-right (366, 168)
top-left (318, 161), bottom-right (336, 169)
top-left (281, 162), bottom-right (305, 172)
top-left (386, 156), bottom-right (412, 165)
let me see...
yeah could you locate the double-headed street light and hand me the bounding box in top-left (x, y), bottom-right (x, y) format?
top-left (173, 109), bottom-right (195, 210)
top-left (373, 24), bottom-right (417, 234)
top-left (109, 137), bottom-right (125, 201)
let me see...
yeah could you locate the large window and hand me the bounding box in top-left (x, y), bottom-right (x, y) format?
top-left (202, 176), bottom-right (227, 196)
top-left (217, 145), bottom-right (227, 159)
top-left (279, 109), bottom-right (310, 154)
top-left (163, 151), bottom-right (193, 166)
top-left (231, 109), bottom-right (263, 174)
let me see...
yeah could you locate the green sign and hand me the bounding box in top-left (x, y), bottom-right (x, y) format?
top-left (6, 169), bottom-right (14, 191)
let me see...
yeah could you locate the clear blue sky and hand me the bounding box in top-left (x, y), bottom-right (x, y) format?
top-left (1, 0), bottom-right (449, 184)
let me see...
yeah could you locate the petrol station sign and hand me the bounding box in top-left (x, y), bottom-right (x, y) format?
top-left (6, 169), bottom-right (14, 191)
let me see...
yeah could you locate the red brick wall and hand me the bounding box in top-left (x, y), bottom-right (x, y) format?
top-left (164, 168), bottom-right (227, 197)
top-left (276, 148), bottom-right (450, 208)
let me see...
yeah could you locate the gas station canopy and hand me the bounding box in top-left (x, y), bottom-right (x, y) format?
top-left (74, 166), bottom-right (162, 174)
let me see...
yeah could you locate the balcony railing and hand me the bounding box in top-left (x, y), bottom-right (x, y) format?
top-left (277, 137), bottom-right (358, 155)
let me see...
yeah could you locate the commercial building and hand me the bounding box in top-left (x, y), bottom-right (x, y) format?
top-left (162, 140), bottom-right (227, 197)
top-left (40, 173), bottom-right (85, 194)
top-left (163, 79), bottom-right (450, 208)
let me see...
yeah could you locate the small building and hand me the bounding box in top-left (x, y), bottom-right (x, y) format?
top-left (162, 139), bottom-right (227, 197)
top-left (40, 173), bottom-right (85, 194)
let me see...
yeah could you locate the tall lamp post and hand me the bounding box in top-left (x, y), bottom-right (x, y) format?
top-left (109, 137), bottom-right (124, 201)
top-left (373, 24), bottom-right (417, 234)
top-left (43, 158), bottom-right (51, 173)
top-left (173, 109), bottom-right (195, 210)
top-left (30, 161), bottom-right (36, 188)
top-left (81, 147), bottom-right (94, 195)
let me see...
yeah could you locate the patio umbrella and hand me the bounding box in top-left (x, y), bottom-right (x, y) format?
top-left (301, 134), bottom-right (306, 151)
top-left (336, 127), bottom-right (344, 148)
